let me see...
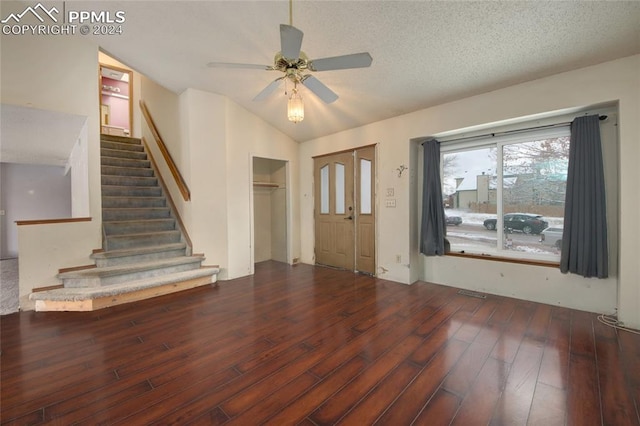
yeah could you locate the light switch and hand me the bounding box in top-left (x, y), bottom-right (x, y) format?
top-left (385, 199), bottom-right (396, 208)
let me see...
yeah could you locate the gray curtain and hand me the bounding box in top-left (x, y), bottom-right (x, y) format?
top-left (420, 139), bottom-right (446, 255)
top-left (560, 115), bottom-right (608, 278)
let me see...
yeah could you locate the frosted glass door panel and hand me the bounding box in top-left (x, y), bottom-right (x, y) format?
top-left (320, 165), bottom-right (329, 214)
top-left (360, 159), bottom-right (372, 214)
top-left (335, 163), bottom-right (345, 214)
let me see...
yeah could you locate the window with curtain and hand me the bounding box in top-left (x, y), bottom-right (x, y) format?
top-left (440, 127), bottom-right (570, 262)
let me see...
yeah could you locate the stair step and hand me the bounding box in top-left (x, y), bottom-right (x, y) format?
top-left (58, 256), bottom-right (204, 287)
top-left (104, 218), bottom-right (176, 235)
top-left (102, 207), bottom-right (171, 221)
top-left (102, 196), bottom-right (166, 208)
top-left (102, 175), bottom-right (158, 187)
top-left (101, 156), bottom-right (150, 169)
top-left (101, 147), bottom-right (147, 160)
top-left (102, 185), bottom-right (162, 197)
top-left (105, 230), bottom-right (181, 250)
top-left (91, 243), bottom-right (188, 267)
top-left (101, 140), bottom-right (145, 152)
top-left (31, 267), bottom-right (219, 311)
top-left (100, 135), bottom-right (142, 145)
top-left (102, 165), bottom-right (154, 177)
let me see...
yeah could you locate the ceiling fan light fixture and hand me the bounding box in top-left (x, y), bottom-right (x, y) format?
top-left (287, 86), bottom-right (304, 123)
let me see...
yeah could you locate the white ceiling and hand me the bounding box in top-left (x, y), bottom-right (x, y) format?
top-left (64, 1), bottom-right (640, 142)
top-left (0, 104), bottom-right (87, 166)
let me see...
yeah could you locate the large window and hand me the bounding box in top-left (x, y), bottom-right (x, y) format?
top-left (441, 127), bottom-right (570, 261)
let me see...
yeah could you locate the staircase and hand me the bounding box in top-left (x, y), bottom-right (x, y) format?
top-left (30, 134), bottom-right (218, 312)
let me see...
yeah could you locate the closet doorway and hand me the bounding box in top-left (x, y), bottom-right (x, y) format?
top-left (252, 157), bottom-right (289, 268)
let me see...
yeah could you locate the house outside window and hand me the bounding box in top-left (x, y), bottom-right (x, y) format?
top-left (441, 127), bottom-right (570, 261)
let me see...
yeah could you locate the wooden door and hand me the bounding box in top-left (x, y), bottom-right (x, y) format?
top-left (314, 146), bottom-right (376, 274)
top-left (314, 152), bottom-right (355, 270)
top-left (355, 146), bottom-right (375, 274)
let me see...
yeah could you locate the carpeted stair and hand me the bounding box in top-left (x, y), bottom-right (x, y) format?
top-left (30, 134), bottom-right (218, 311)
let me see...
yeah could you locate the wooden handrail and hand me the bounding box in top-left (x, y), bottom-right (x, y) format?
top-left (139, 100), bottom-right (191, 201)
top-left (16, 217), bottom-right (92, 226)
top-left (142, 137), bottom-right (193, 252)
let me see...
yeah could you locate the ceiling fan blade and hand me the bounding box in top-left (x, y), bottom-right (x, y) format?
top-left (253, 77), bottom-right (285, 101)
top-left (280, 24), bottom-right (303, 60)
top-left (302, 75), bottom-right (338, 104)
top-left (309, 52), bottom-right (373, 71)
top-left (207, 62), bottom-right (271, 70)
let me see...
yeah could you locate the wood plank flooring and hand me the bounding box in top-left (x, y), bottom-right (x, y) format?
top-left (1, 261), bottom-right (639, 425)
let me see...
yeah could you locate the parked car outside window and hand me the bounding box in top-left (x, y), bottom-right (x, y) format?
top-left (483, 213), bottom-right (549, 235)
top-left (540, 227), bottom-right (563, 248)
top-left (445, 215), bottom-right (462, 226)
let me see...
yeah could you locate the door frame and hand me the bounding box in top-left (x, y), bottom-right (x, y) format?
top-left (248, 154), bottom-right (292, 275)
top-left (98, 63), bottom-right (133, 135)
top-left (313, 143), bottom-right (378, 275)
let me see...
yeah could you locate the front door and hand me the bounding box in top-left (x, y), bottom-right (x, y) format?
top-left (314, 146), bottom-right (376, 274)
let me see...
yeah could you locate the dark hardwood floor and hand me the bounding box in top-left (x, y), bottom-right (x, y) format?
top-left (2, 261), bottom-right (639, 425)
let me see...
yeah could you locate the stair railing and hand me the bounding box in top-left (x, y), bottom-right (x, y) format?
top-left (141, 137), bottom-right (194, 254)
top-left (139, 100), bottom-right (191, 201)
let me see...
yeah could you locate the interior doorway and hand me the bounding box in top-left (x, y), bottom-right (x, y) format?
top-left (313, 145), bottom-right (376, 274)
top-left (99, 64), bottom-right (132, 137)
top-left (252, 157), bottom-right (288, 267)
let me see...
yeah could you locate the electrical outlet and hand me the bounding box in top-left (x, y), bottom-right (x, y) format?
top-left (386, 188), bottom-right (394, 197)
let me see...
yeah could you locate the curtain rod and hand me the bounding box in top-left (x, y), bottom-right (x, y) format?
top-left (424, 114), bottom-right (607, 145)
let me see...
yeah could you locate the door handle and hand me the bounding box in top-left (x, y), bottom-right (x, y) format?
top-left (344, 216), bottom-right (353, 220)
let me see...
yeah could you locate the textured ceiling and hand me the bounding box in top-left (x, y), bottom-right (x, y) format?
top-left (0, 104), bottom-right (87, 166)
top-left (28, 1), bottom-right (640, 142)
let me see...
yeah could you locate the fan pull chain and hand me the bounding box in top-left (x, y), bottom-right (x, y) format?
top-left (289, 0), bottom-right (293, 26)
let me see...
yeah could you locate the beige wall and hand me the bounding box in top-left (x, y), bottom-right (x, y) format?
top-left (226, 100), bottom-right (300, 277)
top-left (141, 87), bottom-right (298, 280)
top-left (179, 89), bottom-right (229, 275)
top-left (300, 55), bottom-right (640, 328)
top-left (0, 19), bottom-right (297, 304)
top-left (0, 31), bottom-right (102, 308)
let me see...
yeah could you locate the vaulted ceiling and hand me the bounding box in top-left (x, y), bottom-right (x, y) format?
top-left (32, 1), bottom-right (640, 142)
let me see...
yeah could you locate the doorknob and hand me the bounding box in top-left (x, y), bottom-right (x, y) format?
top-left (344, 215), bottom-right (353, 220)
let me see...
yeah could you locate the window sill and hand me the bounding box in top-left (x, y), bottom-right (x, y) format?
top-left (445, 251), bottom-right (559, 268)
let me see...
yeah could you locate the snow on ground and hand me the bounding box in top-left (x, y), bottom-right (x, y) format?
top-left (444, 209), bottom-right (564, 227)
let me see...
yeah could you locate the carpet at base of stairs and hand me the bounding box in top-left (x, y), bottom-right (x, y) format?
top-left (30, 267), bottom-right (219, 312)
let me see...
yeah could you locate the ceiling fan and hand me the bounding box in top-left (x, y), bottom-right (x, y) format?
top-left (206, 2), bottom-right (372, 107)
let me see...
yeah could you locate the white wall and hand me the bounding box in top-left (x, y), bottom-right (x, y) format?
top-left (0, 163), bottom-right (72, 258)
top-left (1, 28), bottom-right (102, 308)
top-left (299, 124), bottom-right (411, 283)
top-left (226, 99), bottom-right (300, 278)
top-left (178, 89), bottom-right (229, 276)
top-left (300, 55), bottom-right (640, 329)
top-left (141, 86), bottom-right (299, 280)
top-left (67, 121), bottom-right (90, 217)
